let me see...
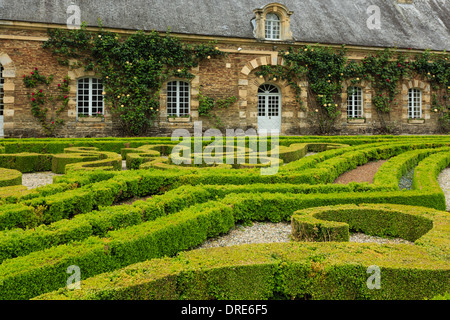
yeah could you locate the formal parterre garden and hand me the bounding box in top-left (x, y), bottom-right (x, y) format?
top-left (0, 135), bottom-right (448, 300)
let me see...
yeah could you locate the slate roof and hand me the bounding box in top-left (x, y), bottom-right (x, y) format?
top-left (0, 0), bottom-right (449, 51)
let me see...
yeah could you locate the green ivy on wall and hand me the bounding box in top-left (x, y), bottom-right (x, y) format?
top-left (256, 45), bottom-right (347, 134)
top-left (22, 68), bottom-right (70, 137)
top-left (198, 89), bottom-right (237, 129)
top-left (42, 21), bottom-right (225, 136)
top-left (256, 46), bottom-right (449, 134)
top-left (412, 50), bottom-right (449, 133)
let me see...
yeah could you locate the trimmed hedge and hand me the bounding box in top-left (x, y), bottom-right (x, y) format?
top-left (2, 140), bottom-right (447, 231)
top-left (0, 153), bottom-right (52, 173)
top-left (0, 183), bottom-right (385, 263)
top-left (1, 137), bottom-right (450, 300)
top-left (0, 168), bottom-right (22, 188)
top-left (33, 203), bottom-right (450, 301)
top-left (291, 215), bottom-right (349, 242)
top-left (34, 242), bottom-right (449, 300)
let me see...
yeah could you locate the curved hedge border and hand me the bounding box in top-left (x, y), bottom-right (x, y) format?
top-left (0, 153), bottom-right (52, 173)
top-left (0, 168), bottom-right (22, 188)
top-left (33, 204), bottom-right (449, 301)
top-left (0, 137), bottom-right (449, 300)
top-left (0, 141), bottom-right (448, 234)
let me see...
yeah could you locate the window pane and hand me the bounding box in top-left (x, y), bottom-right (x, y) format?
top-left (77, 77), bottom-right (104, 116)
top-left (167, 81), bottom-right (190, 116)
top-left (265, 13), bottom-right (281, 40)
top-left (408, 89), bottom-right (421, 118)
top-left (347, 87), bottom-right (363, 118)
top-left (257, 96), bottom-right (266, 117)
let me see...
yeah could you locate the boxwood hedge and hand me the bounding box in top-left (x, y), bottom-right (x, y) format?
top-left (0, 136), bottom-right (449, 300)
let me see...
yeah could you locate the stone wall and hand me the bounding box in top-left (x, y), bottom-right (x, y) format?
top-left (0, 26), bottom-right (444, 138)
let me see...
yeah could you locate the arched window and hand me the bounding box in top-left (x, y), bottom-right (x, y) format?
top-left (265, 13), bottom-right (281, 40)
top-left (253, 3), bottom-right (293, 41)
top-left (347, 86), bottom-right (363, 118)
top-left (408, 88), bottom-right (422, 119)
top-left (167, 80), bottom-right (190, 116)
top-left (257, 84), bottom-right (280, 117)
top-left (77, 77), bottom-right (103, 117)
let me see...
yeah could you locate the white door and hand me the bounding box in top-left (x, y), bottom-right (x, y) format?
top-left (257, 84), bottom-right (281, 134)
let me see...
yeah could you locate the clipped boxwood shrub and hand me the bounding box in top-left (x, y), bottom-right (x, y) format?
top-left (291, 215), bottom-right (349, 242)
top-left (0, 153), bottom-right (52, 173)
top-left (0, 168), bottom-right (22, 187)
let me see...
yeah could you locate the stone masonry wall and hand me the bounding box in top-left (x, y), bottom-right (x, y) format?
top-left (0, 26), bottom-right (443, 138)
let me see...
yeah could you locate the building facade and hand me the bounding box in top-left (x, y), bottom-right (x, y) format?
top-left (0, 0), bottom-right (449, 138)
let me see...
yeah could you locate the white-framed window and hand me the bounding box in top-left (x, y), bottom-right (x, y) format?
top-left (265, 13), bottom-right (281, 40)
top-left (167, 80), bottom-right (190, 116)
top-left (347, 86), bottom-right (363, 118)
top-left (258, 84), bottom-right (280, 117)
top-left (0, 64), bottom-right (4, 117)
top-left (77, 77), bottom-right (104, 117)
top-left (408, 88), bottom-right (422, 119)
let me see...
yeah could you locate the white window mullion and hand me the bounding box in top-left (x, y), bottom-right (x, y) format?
top-left (88, 78), bottom-right (92, 117)
top-left (176, 82), bottom-right (180, 117)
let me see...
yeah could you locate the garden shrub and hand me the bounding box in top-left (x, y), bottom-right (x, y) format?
top-left (0, 168), bottom-right (22, 188)
top-left (0, 136), bottom-right (449, 300)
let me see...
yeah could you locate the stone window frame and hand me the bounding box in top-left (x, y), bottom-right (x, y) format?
top-left (68, 66), bottom-right (107, 121)
top-left (253, 3), bottom-right (294, 42)
top-left (159, 73), bottom-right (200, 122)
top-left (341, 79), bottom-right (372, 123)
top-left (0, 52), bottom-right (16, 135)
top-left (401, 79), bottom-right (430, 122)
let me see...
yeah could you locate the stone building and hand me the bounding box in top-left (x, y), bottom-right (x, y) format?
top-left (0, 0), bottom-right (449, 138)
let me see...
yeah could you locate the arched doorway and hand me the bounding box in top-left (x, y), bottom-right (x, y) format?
top-left (257, 84), bottom-right (281, 134)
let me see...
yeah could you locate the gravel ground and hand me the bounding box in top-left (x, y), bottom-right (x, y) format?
top-left (21, 172), bottom-right (62, 189)
top-left (437, 167), bottom-right (450, 211)
top-left (196, 222), bottom-right (414, 249)
top-left (333, 160), bottom-right (387, 184)
top-left (399, 168), bottom-right (414, 190)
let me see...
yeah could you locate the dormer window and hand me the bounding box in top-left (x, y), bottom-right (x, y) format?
top-left (253, 3), bottom-right (294, 42)
top-left (265, 13), bottom-right (281, 40)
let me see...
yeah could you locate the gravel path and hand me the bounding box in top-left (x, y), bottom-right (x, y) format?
top-left (196, 222), bottom-right (414, 249)
top-left (437, 167), bottom-right (450, 211)
top-left (399, 168), bottom-right (414, 190)
top-left (334, 160), bottom-right (387, 184)
top-left (21, 172), bottom-right (62, 189)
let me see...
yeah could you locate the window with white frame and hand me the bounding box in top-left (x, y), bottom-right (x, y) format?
top-left (408, 88), bottom-right (422, 119)
top-left (77, 77), bottom-right (104, 117)
top-left (167, 80), bottom-right (190, 116)
top-left (258, 84), bottom-right (280, 117)
top-left (347, 86), bottom-right (363, 118)
top-left (0, 64), bottom-right (4, 117)
top-left (265, 13), bottom-right (281, 40)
